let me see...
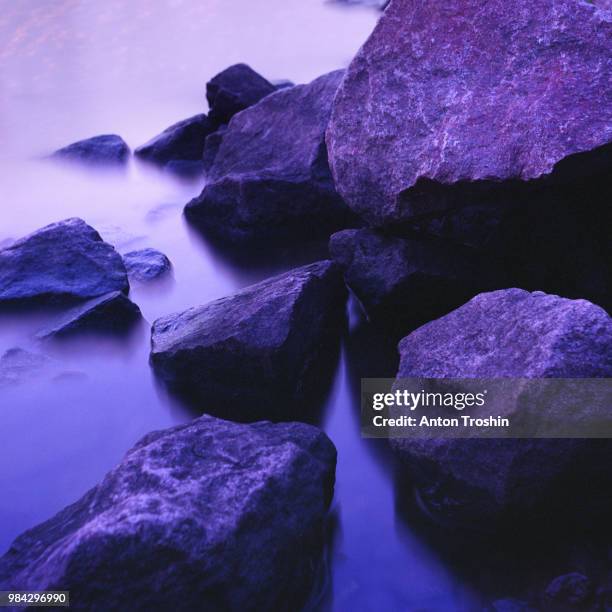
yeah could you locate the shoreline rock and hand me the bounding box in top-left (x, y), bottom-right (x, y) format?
top-left (51, 135), bottom-right (130, 166)
top-left (0, 219), bottom-right (129, 307)
top-left (122, 248), bottom-right (172, 283)
top-left (0, 415), bottom-right (337, 612)
top-left (150, 260), bottom-right (346, 421)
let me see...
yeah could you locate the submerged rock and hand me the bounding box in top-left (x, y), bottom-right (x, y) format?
top-left (0, 415), bottom-right (337, 612)
top-left (38, 291), bottom-right (142, 341)
top-left (151, 261), bottom-right (346, 421)
top-left (0, 348), bottom-right (52, 388)
top-left (0, 218), bottom-right (129, 306)
top-left (51, 135), bottom-right (130, 166)
top-left (391, 289), bottom-right (612, 524)
top-left (134, 114), bottom-right (214, 174)
top-left (186, 70), bottom-right (356, 245)
top-left (327, 0), bottom-right (612, 226)
top-left (329, 228), bottom-right (503, 333)
top-left (206, 63), bottom-right (276, 127)
top-left (122, 248), bottom-right (172, 283)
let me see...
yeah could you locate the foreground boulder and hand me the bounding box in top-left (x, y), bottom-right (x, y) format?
top-left (202, 125), bottom-right (228, 172)
top-left (327, 0), bottom-right (612, 226)
top-left (134, 114), bottom-right (214, 174)
top-left (329, 228), bottom-right (503, 333)
top-left (122, 248), bottom-right (172, 283)
top-left (206, 63), bottom-right (276, 127)
top-left (0, 415), bottom-right (337, 612)
top-left (38, 291), bottom-right (142, 341)
top-left (186, 70), bottom-right (355, 245)
top-left (151, 261), bottom-right (346, 421)
top-left (0, 218), bottom-right (129, 306)
top-left (391, 289), bottom-right (612, 525)
top-left (51, 135), bottom-right (130, 166)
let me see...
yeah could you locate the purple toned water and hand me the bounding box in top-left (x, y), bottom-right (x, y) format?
top-left (0, 2), bottom-right (483, 609)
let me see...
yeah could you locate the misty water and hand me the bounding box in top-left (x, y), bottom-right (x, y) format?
top-left (0, 2), bottom-right (486, 609)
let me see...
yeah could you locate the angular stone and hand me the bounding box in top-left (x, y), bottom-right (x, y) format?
top-left (0, 218), bottom-right (129, 306)
top-left (329, 228), bottom-right (503, 333)
top-left (122, 248), bottom-right (172, 283)
top-left (202, 125), bottom-right (228, 172)
top-left (134, 114), bottom-right (214, 172)
top-left (186, 71), bottom-right (356, 245)
top-left (206, 63), bottom-right (276, 126)
top-left (38, 291), bottom-right (142, 340)
top-left (0, 415), bottom-right (337, 611)
top-left (391, 289), bottom-right (612, 524)
top-left (150, 261), bottom-right (346, 421)
top-left (327, 0), bottom-right (612, 226)
top-left (51, 135), bottom-right (130, 166)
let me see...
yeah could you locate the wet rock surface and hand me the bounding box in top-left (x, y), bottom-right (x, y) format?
top-left (38, 291), bottom-right (142, 341)
top-left (185, 70), bottom-right (356, 245)
top-left (0, 218), bottom-right (129, 307)
top-left (391, 289), bottom-right (612, 524)
top-left (122, 248), bottom-right (172, 283)
top-left (206, 63), bottom-right (276, 127)
top-left (50, 135), bottom-right (130, 166)
top-left (150, 261), bottom-right (346, 421)
top-left (0, 415), bottom-right (337, 612)
top-left (327, 0), bottom-right (612, 226)
top-left (134, 114), bottom-right (214, 174)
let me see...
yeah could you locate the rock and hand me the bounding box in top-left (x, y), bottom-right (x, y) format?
top-left (51, 134), bottom-right (130, 166)
top-left (38, 291), bottom-right (142, 341)
top-left (327, 0), bottom-right (612, 226)
top-left (329, 228), bottom-right (504, 333)
top-left (186, 70), bottom-right (356, 245)
top-left (0, 218), bottom-right (129, 306)
top-left (272, 79), bottom-right (295, 90)
top-left (0, 415), bottom-right (337, 612)
top-left (544, 573), bottom-right (592, 608)
top-left (151, 261), bottom-right (346, 421)
top-left (206, 63), bottom-right (276, 127)
top-left (391, 289), bottom-right (612, 524)
top-left (122, 248), bottom-right (172, 283)
top-left (134, 114), bottom-right (214, 173)
top-left (0, 348), bottom-right (52, 388)
top-left (491, 599), bottom-right (537, 612)
top-left (202, 124), bottom-right (228, 172)
top-left (333, 0), bottom-right (389, 9)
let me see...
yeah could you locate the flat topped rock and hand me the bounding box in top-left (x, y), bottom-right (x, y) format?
top-left (186, 70), bottom-right (355, 245)
top-left (327, 0), bottom-right (612, 225)
top-left (51, 134), bottom-right (130, 166)
top-left (391, 289), bottom-right (612, 524)
top-left (206, 63), bottom-right (276, 126)
top-left (122, 248), bottom-right (172, 283)
top-left (0, 415), bottom-right (337, 612)
top-left (134, 114), bottom-right (214, 171)
top-left (38, 291), bottom-right (142, 341)
top-left (0, 218), bottom-right (129, 306)
top-left (151, 260), bottom-right (346, 421)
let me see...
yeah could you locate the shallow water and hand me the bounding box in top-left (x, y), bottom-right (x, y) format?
top-left (1, 2), bottom-right (489, 610)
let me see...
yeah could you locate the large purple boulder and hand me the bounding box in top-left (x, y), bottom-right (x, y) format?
top-left (391, 289), bottom-right (612, 525)
top-left (206, 63), bottom-right (276, 127)
top-left (0, 219), bottom-right (129, 306)
top-left (327, 0), bottom-right (612, 226)
top-left (185, 71), bottom-right (356, 245)
top-left (0, 415), bottom-right (336, 612)
top-left (150, 261), bottom-right (346, 421)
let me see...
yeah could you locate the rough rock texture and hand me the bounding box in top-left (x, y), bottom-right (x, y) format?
top-left (186, 70), bottom-right (356, 245)
top-left (391, 289), bottom-right (612, 525)
top-left (544, 573), bottom-right (593, 608)
top-left (327, 0), bottom-right (612, 226)
top-left (0, 415), bottom-right (337, 612)
top-left (151, 261), bottom-right (346, 421)
top-left (0, 218), bottom-right (129, 306)
top-left (202, 125), bottom-right (228, 172)
top-left (206, 63), bottom-right (276, 127)
top-left (122, 248), bottom-right (172, 283)
top-left (329, 228), bottom-right (503, 333)
top-left (134, 114), bottom-right (214, 173)
top-left (51, 135), bottom-right (130, 166)
top-left (38, 292), bottom-right (142, 341)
